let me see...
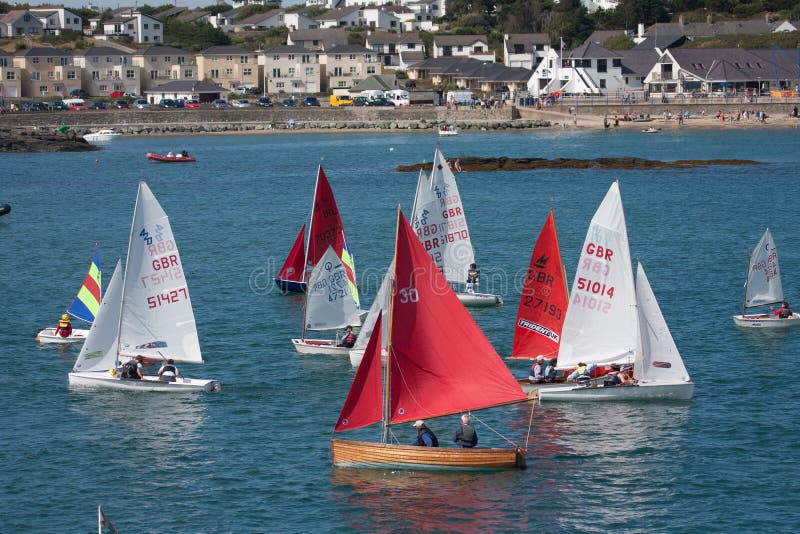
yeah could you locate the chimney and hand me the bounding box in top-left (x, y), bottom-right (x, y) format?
top-left (638, 23), bottom-right (644, 38)
top-left (678, 14), bottom-right (684, 26)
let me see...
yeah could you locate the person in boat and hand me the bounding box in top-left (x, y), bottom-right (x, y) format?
top-left (566, 362), bottom-right (593, 385)
top-left (121, 356), bottom-right (144, 380)
top-left (338, 326), bottom-right (357, 348)
top-left (167, 151), bottom-right (174, 158)
top-left (454, 413), bottom-right (478, 448)
top-left (411, 420), bottom-right (439, 447)
top-left (454, 158), bottom-right (463, 173)
top-left (544, 358), bottom-right (558, 382)
top-left (158, 358), bottom-right (180, 382)
top-left (55, 313), bottom-right (72, 338)
top-left (528, 355), bottom-right (545, 383)
top-left (180, 150), bottom-right (188, 158)
top-left (773, 301), bottom-right (793, 319)
top-left (466, 263), bottom-right (480, 293)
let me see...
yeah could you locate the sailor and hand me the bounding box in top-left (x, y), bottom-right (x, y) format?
top-left (411, 420), bottom-right (439, 447)
top-left (338, 326), bottom-right (357, 348)
top-left (158, 358), bottom-right (180, 382)
top-left (55, 313), bottom-right (72, 338)
top-left (528, 355), bottom-right (546, 383)
top-left (466, 263), bottom-right (480, 293)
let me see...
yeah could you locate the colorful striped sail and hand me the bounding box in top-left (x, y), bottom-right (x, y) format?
top-left (67, 246), bottom-right (101, 323)
top-left (340, 232), bottom-right (360, 309)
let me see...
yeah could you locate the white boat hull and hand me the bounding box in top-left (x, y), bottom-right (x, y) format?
top-left (68, 371), bottom-right (220, 392)
top-left (537, 381), bottom-right (694, 401)
top-left (83, 130), bottom-right (122, 142)
top-left (457, 291), bottom-right (503, 307)
top-left (292, 338), bottom-right (351, 355)
top-left (732, 313), bottom-right (800, 328)
top-left (349, 348), bottom-right (388, 368)
top-left (36, 328), bottom-right (90, 344)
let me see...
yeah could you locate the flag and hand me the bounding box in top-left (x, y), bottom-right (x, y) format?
top-left (98, 505), bottom-right (118, 534)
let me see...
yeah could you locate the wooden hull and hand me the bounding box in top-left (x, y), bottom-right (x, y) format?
top-left (292, 338), bottom-right (351, 355)
top-left (274, 277), bottom-right (306, 293)
top-left (331, 439), bottom-right (525, 470)
top-left (457, 291), bottom-right (503, 307)
top-left (36, 328), bottom-right (90, 344)
top-left (732, 313), bottom-right (800, 328)
top-left (537, 381), bottom-right (694, 401)
top-left (68, 372), bottom-right (220, 392)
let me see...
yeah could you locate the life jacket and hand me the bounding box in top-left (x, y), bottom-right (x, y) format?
top-left (57, 319), bottom-right (72, 337)
top-left (160, 364), bottom-right (176, 375)
top-left (780, 308), bottom-right (792, 318)
top-left (416, 428), bottom-right (439, 447)
top-left (576, 365), bottom-right (590, 378)
top-left (544, 365), bottom-right (557, 382)
top-left (121, 361), bottom-right (139, 379)
top-left (467, 269), bottom-right (479, 284)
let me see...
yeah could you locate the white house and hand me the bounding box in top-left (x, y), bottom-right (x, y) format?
top-left (503, 33), bottom-right (550, 70)
top-left (365, 31), bottom-right (425, 69)
top-left (432, 35), bottom-right (494, 62)
top-left (101, 11), bottom-right (163, 44)
top-left (261, 44), bottom-right (322, 94)
top-left (29, 8), bottom-right (83, 35)
top-left (238, 9), bottom-right (318, 31)
top-left (0, 10), bottom-right (44, 37)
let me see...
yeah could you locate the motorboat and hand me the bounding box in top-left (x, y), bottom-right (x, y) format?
top-left (83, 129), bottom-right (122, 142)
top-left (146, 152), bottom-right (196, 163)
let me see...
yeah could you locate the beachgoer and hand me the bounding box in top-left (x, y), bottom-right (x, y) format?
top-left (338, 325), bottom-right (357, 348)
top-left (528, 355), bottom-right (545, 383)
top-left (411, 420), bottom-right (439, 447)
top-left (466, 263), bottom-right (480, 293)
top-left (55, 313), bottom-right (72, 338)
top-left (774, 301), bottom-right (793, 319)
top-left (454, 413), bottom-right (478, 448)
top-left (454, 158), bottom-right (462, 173)
top-left (158, 358), bottom-right (180, 382)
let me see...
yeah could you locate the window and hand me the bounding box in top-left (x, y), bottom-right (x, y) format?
top-left (288, 54), bottom-right (295, 60)
top-left (302, 54), bottom-right (310, 63)
top-left (349, 66), bottom-right (357, 74)
top-left (276, 82), bottom-right (284, 88)
top-left (154, 23), bottom-right (160, 29)
top-left (612, 58), bottom-right (621, 68)
top-left (127, 70), bottom-right (136, 79)
top-left (31, 72), bottom-right (40, 81)
top-left (150, 70), bottom-right (158, 79)
top-left (338, 81), bottom-right (347, 87)
top-left (367, 66), bottom-right (375, 74)
top-left (335, 54), bottom-right (342, 60)
top-left (48, 71), bottom-right (55, 79)
top-left (597, 59), bottom-right (607, 73)
top-left (92, 56), bottom-right (99, 64)
top-left (32, 57), bottom-right (40, 64)
top-left (225, 68), bottom-right (233, 76)
top-left (272, 68), bottom-right (281, 77)
top-left (305, 67), bottom-right (314, 76)
top-left (39, 85), bottom-right (48, 93)
top-left (244, 68), bottom-right (252, 76)
top-left (599, 79), bottom-right (606, 89)
top-left (128, 23), bottom-right (134, 30)
top-left (67, 71), bottom-right (76, 79)
top-left (0, 58), bottom-right (6, 67)
top-left (240, 55), bottom-right (248, 64)
top-left (288, 67), bottom-right (295, 76)
top-left (273, 55), bottom-right (279, 61)
top-left (164, 56), bottom-right (171, 63)
top-left (6, 71), bottom-right (16, 80)
top-left (144, 36), bottom-right (149, 42)
top-left (183, 69), bottom-right (192, 78)
top-left (144, 23), bottom-right (149, 29)
top-left (349, 54), bottom-right (356, 60)
top-left (151, 56), bottom-right (158, 63)
top-left (211, 69), bottom-right (219, 77)
top-left (333, 67), bottom-right (343, 76)
top-left (99, 84), bottom-right (107, 91)
top-left (226, 55), bottom-right (233, 61)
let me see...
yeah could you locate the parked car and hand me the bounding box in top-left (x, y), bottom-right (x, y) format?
top-left (211, 99), bottom-right (228, 109)
top-left (88, 101), bottom-right (108, 110)
top-left (29, 102), bottom-right (49, 111)
top-left (110, 90), bottom-right (125, 98)
top-left (68, 102), bottom-right (87, 110)
top-left (302, 96), bottom-right (321, 107)
top-left (255, 97), bottom-right (273, 107)
top-left (232, 99), bottom-right (251, 108)
top-left (113, 100), bottom-right (129, 109)
top-left (133, 99), bottom-right (151, 109)
top-left (158, 99), bottom-right (180, 108)
top-left (352, 96), bottom-right (368, 107)
top-left (282, 98), bottom-right (296, 107)
top-left (365, 97), bottom-right (394, 107)
top-left (70, 88), bottom-right (90, 99)
top-left (183, 99), bottom-right (201, 108)
top-left (328, 95), bottom-right (350, 107)
top-left (47, 101), bottom-right (68, 111)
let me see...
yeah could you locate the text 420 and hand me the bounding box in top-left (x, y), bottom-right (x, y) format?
top-left (147, 288), bottom-right (188, 309)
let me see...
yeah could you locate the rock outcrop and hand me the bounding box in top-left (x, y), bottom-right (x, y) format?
top-left (396, 156), bottom-right (761, 172)
top-left (0, 127), bottom-right (100, 153)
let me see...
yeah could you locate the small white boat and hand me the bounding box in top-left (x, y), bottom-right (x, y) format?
top-left (292, 338), bottom-right (352, 356)
top-left (36, 327), bottom-right (91, 344)
top-left (733, 228), bottom-right (800, 328)
top-left (438, 125), bottom-right (458, 136)
top-left (83, 129), bottom-right (122, 142)
top-left (641, 127), bottom-right (661, 133)
top-left (456, 291), bottom-right (503, 306)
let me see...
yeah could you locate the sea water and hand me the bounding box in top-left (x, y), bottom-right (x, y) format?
top-left (1, 127), bottom-right (799, 532)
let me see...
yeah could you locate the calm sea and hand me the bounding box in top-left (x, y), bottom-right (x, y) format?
top-left (2, 126), bottom-right (800, 532)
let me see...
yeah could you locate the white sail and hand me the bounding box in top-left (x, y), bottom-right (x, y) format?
top-left (635, 263), bottom-right (691, 383)
top-left (72, 260), bottom-right (123, 373)
top-left (305, 246), bottom-right (362, 331)
top-left (558, 181), bottom-right (637, 368)
top-left (353, 262), bottom-right (392, 352)
top-left (744, 228), bottom-right (783, 308)
top-left (410, 148), bottom-right (475, 285)
top-left (119, 182), bottom-right (202, 364)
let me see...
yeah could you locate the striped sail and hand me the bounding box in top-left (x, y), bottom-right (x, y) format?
top-left (67, 246), bottom-right (101, 323)
top-left (340, 232), bottom-right (359, 309)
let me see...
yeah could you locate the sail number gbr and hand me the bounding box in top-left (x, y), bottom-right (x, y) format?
top-left (147, 287), bottom-right (188, 309)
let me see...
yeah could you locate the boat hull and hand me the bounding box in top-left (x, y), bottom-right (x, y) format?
top-left (732, 313), bottom-right (800, 328)
top-left (36, 328), bottom-right (90, 344)
top-left (537, 381), bottom-right (694, 401)
top-left (146, 153), bottom-right (196, 163)
top-left (457, 291), bottom-right (503, 307)
top-left (331, 439), bottom-right (525, 470)
top-left (68, 372), bottom-right (220, 392)
top-left (274, 277), bottom-right (307, 293)
top-left (292, 338), bottom-right (351, 355)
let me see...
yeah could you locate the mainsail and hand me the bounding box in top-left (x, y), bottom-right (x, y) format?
top-left (558, 181), bottom-right (637, 369)
top-left (276, 225), bottom-right (305, 285)
top-left (67, 246), bottom-right (101, 323)
top-left (307, 166), bottom-right (347, 273)
top-left (304, 245), bottom-right (362, 331)
top-left (72, 259), bottom-right (123, 373)
top-left (511, 210), bottom-right (568, 360)
top-left (743, 228), bottom-right (783, 309)
top-left (351, 262), bottom-right (392, 354)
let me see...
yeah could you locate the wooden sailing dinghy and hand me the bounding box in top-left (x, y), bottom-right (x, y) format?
top-left (331, 210), bottom-right (528, 470)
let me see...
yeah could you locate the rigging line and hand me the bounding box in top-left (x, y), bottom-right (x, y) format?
top-left (524, 394), bottom-right (536, 451)
top-left (470, 412), bottom-right (520, 448)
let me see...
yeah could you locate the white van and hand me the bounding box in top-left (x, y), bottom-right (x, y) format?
top-left (384, 89), bottom-right (410, 107)
top-left (360, 89), bottom-right (385, 101)
top-left (62, 98), bottom-right (86, 107)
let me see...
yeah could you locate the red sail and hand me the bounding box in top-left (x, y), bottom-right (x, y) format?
top-left (334, 313), bottom-right (384, 432)
top-left (389, 211), bottom-right (526, 424)
top-left (307, 166), bottom-right (345, 270)
top-left (277, 225), bottom-right (305, 283)
top-left (510, 210), bottom-right (569, 359)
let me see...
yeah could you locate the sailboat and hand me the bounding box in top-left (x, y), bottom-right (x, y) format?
top-left (732, 228), bottom-right (800, 328)
top-left (349, 262), bottom-right (392, 368)
top-left (275, 166), bottom-right (353, 294)
top-left (508, 210), bottom-right (569, 393)
top-left (538, 263), bottom-right (694, 401)
top-left (36, 246), bottom-right (101, 344)
top-left (410, 149), bottom-right (503, 307)
top-left (537, 182), bottom-right (693, 401)
top-left (292, 245), bottom-right (363, 355)
top-left (68, 182), bottom-right (220, 392)
top-left (330, 210), bottom-right (528, 470)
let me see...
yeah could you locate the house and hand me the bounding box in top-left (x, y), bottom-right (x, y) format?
top-left (262, 44), bottom-right (322, 94)
top-left (196, 45), bottom-right (261, 92)
top-left (503, 33), bottom-right (550, 70)
top-left (773, 20), bottom-right (800, 33)
top-left (101, 11), bottom-right (163, 44)
top-left (525, 42), bottom-right (628, 96)
top-left (29, 8), bottom-right (83, 35)
top-left (641, 14), bottom-right (778, 42)
top-left (432, 35), bottom-right (494, 62)
top-left (324, 44), bottom-right (380, 92)
top-left (365, 31), bottom-right (425, 69)
top-left (13, 47), bottom-right (81, 98)
top-left (287, 28), bottom-right (348, 52)
top-left (239, 9), bottom-right (318, 31)
top-left (74, 46), bottom-right (139, 97)
top-left (175, 10), bottom-right (213, 24)
top-left (315, 6), bottom-right (362, 28)
top-left (0, 50), bottom-right (24, 98)
top-left (0, 10), bottom-right (44, 37)
top-left (131, 45), bottom-right (197, 93)
top-left (584, 30), bottom-right (627, 46)
top-left (210, 7), bottom-right (247, 30)
top-left (617, 49), bottom-right (659, 91)
top-left (349, 73), bottom-right (401, 94)
top-left (144, 80), bottom-right (228, 104)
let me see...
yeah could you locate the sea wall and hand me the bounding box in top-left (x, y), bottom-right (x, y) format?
top-left (519, 101), bottom-right (799, 120)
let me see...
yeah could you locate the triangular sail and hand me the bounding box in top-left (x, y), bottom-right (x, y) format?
top-left (511, 210), bottom-right (569, 359)
top-left (410, 148), bottom-right (475, 285)
top-left (635, 263), bottom-right (691, 383)
top-left (352, 262), bottom-right (392, 353)
top-left (558, 181), bottom-right (637, 368)
top-left (277, 225), bottom-right (305, 283)
top-left (119, 182), bottom-right (202, 364)
top-left (67, 245), bottom-right (101, 323)
top-left (72, 260), bottom-right (123, 373)
top-left (307, 166), bottom-right (347, 273)
top-left (389, 211), bottom-right (526, 425)
top-left (304, 246), bottom-right (362, 331)
top-left (744, 228), bottom-right (783, 308)
top-left (334, 312), bottom-right (384, 431)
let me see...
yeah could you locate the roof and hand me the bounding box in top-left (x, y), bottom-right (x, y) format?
top-left (287, 28), bottom-right (348, 49)
top-left (15, 46), bottom-right (70, 57)
top-left (78, 46), bottom-right (133, 57)
top-left (0, 10), bottom-right (41, 24)
top-left (327, 44), bottom-right (373, 54)
top-left (266, 44), bottom-right (316, 54)
top-left (569, 41), bottom-right (622, 59)
top-left (144, 80), bottom-right (229, 94)
top-left (666, 47), bottom-right (795, 81)
top-left (198, 45), bottom-right (255, 55)
top-left (645, 18), bottom-right (778, 40)
top-left (176, 10), bottom-right (211, 23)
top-left (505, 33), bottom-right (550, 51)
top-left (618, 49), bottom-right (659, 76)
top-left (400, 50), bottom-right (425, 61)
top-left (239, 10), bottom-right (283, 25)
top-left (412, 56), bottom-right (532, 83)
top-left (137, 45), bottom-right (194, 56)
top-left (632, 34), bottom-right (685, 50)
top-left (433, 34), bottom-right (488, 47)
top-left (155, 6), bottom-right (188, 19)
top-left (585, 30), bottom-right (627, 45)
top-left (350, 74), bottom-right (398, 92)
top-left (366, 32), bottom-right (424, 45)
top-left (315, 6), bottom-right (360, 21)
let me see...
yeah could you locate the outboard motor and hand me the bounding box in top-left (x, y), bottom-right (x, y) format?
top-left (0, 204), bottom-right (11, 217)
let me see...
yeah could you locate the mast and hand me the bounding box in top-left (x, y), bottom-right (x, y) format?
top-left (115, 182), bottom-right (142, 366)
top-left (742, 249), bottom-right (752, 316)
top-left (383, 206), bottom-right (400, 444)
top-left (304, 165), bottom-right (322, 282)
